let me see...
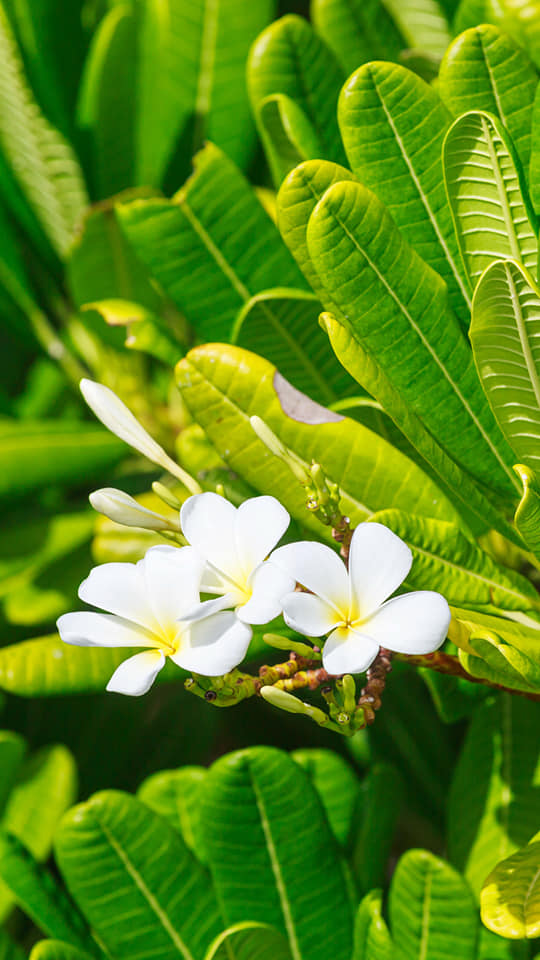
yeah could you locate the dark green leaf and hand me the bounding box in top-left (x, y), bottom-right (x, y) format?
top-left (291, 748), bottom-right (360, 848)
top-left (137, 766), bottom-right (207, 863)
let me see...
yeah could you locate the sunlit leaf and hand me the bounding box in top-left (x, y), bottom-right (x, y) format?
top-left (382, 0), bottom-right (451, 59)
top-left (204, 923), bottom-right (292, 960)
top-left (311, 0), bottom-right (403, 74)
top-left (514, 464), bottom-right (540, 561)
top-left (481, 831), bottom-right (540, 939)
top-left (352, 891), bottom-right (393, 960)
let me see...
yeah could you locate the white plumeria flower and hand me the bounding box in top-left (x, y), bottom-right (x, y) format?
top-left (272, 522), bottom-right (451, 675)
top-left (56, 545), bottom-right (251, 696)
top-left (180, 492), bottom-right (295, 624)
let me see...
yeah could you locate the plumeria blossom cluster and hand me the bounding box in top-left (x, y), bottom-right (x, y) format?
top-left (57, 380), bottom-right (451, 698)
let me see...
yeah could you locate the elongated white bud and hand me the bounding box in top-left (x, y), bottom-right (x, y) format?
top-left (89, 488), bottom-right (181, 532)
top-left (80, 379), bottom-right (201, 494)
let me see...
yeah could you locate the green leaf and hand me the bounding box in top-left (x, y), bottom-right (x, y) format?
top-left (204, 923), bottom-right (292, 960)
top-left (381, 0), bottom-right (451, 59)
top-left (306, 178), bottom-right (519, 503)
top-left (389, 849), bottom-right (478, 959)
top-left (514, 464), bottom-right (540, 561)
top-left (137, 766), bottom-right (207, 863)
top-left (439, 25), bottom-right (537, 181)
top-left (175, 343), bottom-right (463, 534)
top-left (0, 833), bottom-right (93, 951)
top-left (478, 924), bottom-right (529, 957)
top-left (529, 83), bottom-right (540, 215)
top-left (352, 891), bottom-right (393, 960)
top-left (247, 15), bottom-right (346, 168)
top-left (0, 930), bottom-right (25, 960)
top-left (459, 632), bottom-right (540, 693)
top-left (55, 790), bottom-right (222, 960)
top-left (77, 3), bottom-right (137, 198)
top-left (119, 143), bottom-right (308, 342)
top-left (291, 749), bottom-right (360, 848)
top-left (0, 731), bottom-right (26, 818)
top-left (443, 112), bottom-right (537, 289)
top-left (0, 4), bottom-right (88, 257)
top-left (83, 299), bottom-right (183, 366)
top-left (353, 765), bottom-right (403, 896)
top-left (0, 420), bottom-right (124, 501)
top-left (369, 508), bottom-right (540, 617)
top-left (420, 670), bottom-right (490, 723)
top-left (233, 288), bottom-right (356, 403)
top-left (200, 746), bottom-right (354, 960)
top-left (136, 0), bottom-right (274, 185)
top-left (471, 259), bottom-right (540, 472)
top-left (338, 61), bottom-right (471, 324)
top-left (29, 942), bottom-right (95, 960)
top-left (255, 95), bottom-right (321, 188)
top-left (448, 695), bottom-right (540, 898)
top-left (311, 0), bottom-right (404, 75)
top-left (481, 831), bottom-right (540, 939)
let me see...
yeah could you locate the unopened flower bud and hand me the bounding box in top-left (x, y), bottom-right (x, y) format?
top-left (89, 488), bottom-right (181, 532)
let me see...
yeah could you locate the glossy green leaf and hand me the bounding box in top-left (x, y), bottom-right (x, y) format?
top-left (353, 764), bottom-right (403, 895)
top-left (175, 343), bottom-right (463, 536)
top-left (0, 833), bottom-right (93, 951)
top-left (389, 849), bottom-right (478, 959)
top-left (256, 95), bottom-right (321, 187)
top-left (352, 891), bottom-right (393, 960)
top-left (0, 420), bottom-right (124, 501)
top-left (233, 288), bottom-right (355, 403)
top-left (0, 930), bottom-right (25, 960)
top-left (136, 0), bottom-right (274, 185)
top-left (137, 766), bottom-right (207, 863)
top-left (443, 112), bottom-right (537, 289)
top-left (439, 25), bottom-right (537, 179)
top-left (471, 259), bottom-right (540, 473)
top-left (200, 747), bottom-right (354, 960)
top-left (306, 178), bottom-right (519, 503)
top-left (311, 0), bottom-right (403, 75)
top-left (119, 143), bottom-right (307, 342)
top-left (382, 0), bottom-right (451, 59)
top-left (481, 831), bottom-right (540, 939)
top-left (291, 749), bottom-right (360, 848)
top-left (459, 632), bottom-right (540, 693)
top-left (421, 670), bottom-right (490, 723)
top-left (205, 923), bottom-right (292, 960)
top-left (369, 508), bottom-right (540, 617)
top-left (247, 15), bottom-right (346, 167)
top-left (0, 731), bottom-right (26, 818)
top-left (529, 83), bottom-right (540, 214)
top-left (29, 941), bottom-right (95, 960)
top-left (0, 634), bottom-right (181, 697)
top-left (449, 695), bottom-right (540, 897)
top-left (77, 3), bottom-right (137, 198)
top-left (83, 299), bottom-right (183, 366)
top-left (55, 790), bottom-right (221, 960)
top-left (514, 464), bottom-right (540, 561)
top-left (0, 4), bottom-right (88, 257)
top-left (339, 61), bottom-right (471, 324)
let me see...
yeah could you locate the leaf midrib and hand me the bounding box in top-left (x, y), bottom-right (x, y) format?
top-left (481, 116), bottom-right (522, 263)
top-left (505, 262), bottom-right (540, 415)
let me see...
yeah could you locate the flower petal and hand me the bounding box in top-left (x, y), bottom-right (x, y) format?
top-left (238, 562), bottom-right (295, 624)
top-left (78, 561), bottom-right (156, 630)
top-left (271, 541), bottom-right (349, 615)
top-left (172, 612), bottom-right (252, 676)
top-left (180, 492), bottom-right (239, 576)
top-left (106, 650), bottom-right (165, 696)
top-left (322, 627), bottom-right (380, 675)
top-left (281, 592), bottom-right (339, 637)
top-left (348, 522), bottom-right (412, 619)
top-left (57, 611), bottom-right (158, 647)
top-left (143, 545), bottom-right (205, 627)
top-left (178, 594), bottom-right (235, 622)
top-left (362, 591), bottom-right (451, 655)
top-left (235, 496), bottom-right (290, 575)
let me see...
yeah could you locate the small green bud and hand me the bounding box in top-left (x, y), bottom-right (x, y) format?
top-left (263, 633), bottom-right (318, 658)
top-left (260, 685), bottom-right (307, 714)
top-left (250, 416), bottom-right (309, 484)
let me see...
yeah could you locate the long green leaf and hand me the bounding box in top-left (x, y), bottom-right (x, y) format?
top-left (369, 508), bottom-right (540, 617)
top-left (175, 343), bottom-right (463, 530)
top-left (0, 4), bottom-right (88, 257)
top-left (0, 833), bottom-right (93, 951)
top-left (448, 695), bottom-right (540, 898)
top-left (443, 111), bottom-right (537, 289)
top-left (55, 790), bottom-right (222, 960)
top-left (352, 891), bottom-right (393, 960)
top-left (311, 0), bottom-right (403, 74)
top-left (137, 767), bottom-right (207, 863)
top-left (382, 0), bottom-right (451, 58)
top-left (255, 95), bottom-right (321, 188)
top-left (136, 0), bottom-right (274, 185)
top-left (353, 765), bottom-right (403, 896)
top-left (29, 942), bottom-right (95, 960)
top-left (205, 923), bottom-right (292, 960)
top-left (306, 178), bottom-right (519, 501)
top-left (439, 25), bottom-right (537, 180)
top-left (233, 288), bottom-right (356, 403)
top-left (339, 61), bottom-right (471, 324)
top-left (481, 831), bottom-right (540, 939)
top-left (471, 259), bottom-right (540, 472)
top-left (200, 747), bottom-right (354, 960)
top-left (247, 15), bottom-right (346, 168)
top-left (119, 144), bottom-right (308, 342)
top-left (0, 731), bottom-right (26, 818)
top-left (291, 749), bottom-right (360, 849)
top-left (389, 849), bottom-right (478, 959)
top-left (514, 464), bottom-right (540, 561)
top-left (0, 930), bottom-right (24, 960)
